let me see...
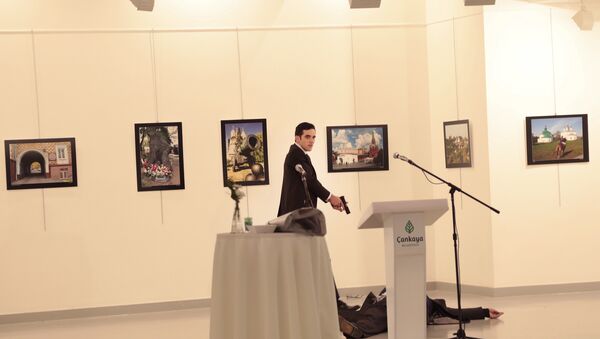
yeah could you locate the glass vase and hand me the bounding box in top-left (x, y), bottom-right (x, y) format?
top-left (230, 205), bottom-right (245, 233)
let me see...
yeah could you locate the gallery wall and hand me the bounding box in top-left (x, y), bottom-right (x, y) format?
top-left (485, 0), bottom-right (600, 288)
top-left (426, 14), bottom-right (494, 289)
top-left (0, 0), bottom-right (498, 315)
top-left (0, 1), bottom-right (430, 315)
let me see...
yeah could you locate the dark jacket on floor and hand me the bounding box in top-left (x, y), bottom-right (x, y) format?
top-left (338, 292), bottom-right (490, 338)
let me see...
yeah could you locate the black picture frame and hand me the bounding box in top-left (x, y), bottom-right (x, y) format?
top-left (526, 114), bottom-right (589, 165)
top-left (326, 124), bottom-right (389, 173)
top-left (220, 118), bottom-right (269, 186)
top-left (443, 119), bottom-right (472, 168)
top-left (134, 122), bottom-right (185, 191)
top-left (4, 137), bottom-right (78, 190)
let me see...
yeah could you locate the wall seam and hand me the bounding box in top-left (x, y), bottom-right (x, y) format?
top-left (548, 8), bottom-right (562, 208)
top-left (30, 30), bottom-right (47, 232)
top-left (349, 25), bottom-right (363, 212)
top-left (235, 28), bottom-right (251, 218)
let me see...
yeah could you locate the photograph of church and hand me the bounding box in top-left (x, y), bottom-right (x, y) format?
top-left (326, 125), bottom-right (388, 172)
top-left (526, 114), bottom-right (589, 165)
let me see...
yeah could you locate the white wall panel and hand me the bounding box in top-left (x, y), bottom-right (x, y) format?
top-left (427, 14), bottom-right (493, 288)
top-left (485, 1), bottom-right (600, 287)
top-left (0, 34), bottom-right (45, 231)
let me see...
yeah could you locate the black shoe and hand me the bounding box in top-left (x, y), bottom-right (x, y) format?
top-left (339, 315), bottom-right (364, 339)
top-left (337, 299), bottom-right (360, 311)
top-left (360, 292), bottom-right (377, 309)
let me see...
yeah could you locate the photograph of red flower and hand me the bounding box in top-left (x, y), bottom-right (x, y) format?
top-left (134, 122), bottom-right (185, 191)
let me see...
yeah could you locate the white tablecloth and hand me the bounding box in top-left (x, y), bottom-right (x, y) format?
top-left (209, 233), bottom-right (344, 339)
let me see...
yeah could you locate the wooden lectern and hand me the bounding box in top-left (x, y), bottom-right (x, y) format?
top-left (358, 199), bottom-right (448, 339)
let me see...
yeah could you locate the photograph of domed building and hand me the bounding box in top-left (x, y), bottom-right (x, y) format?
top-left (560, 125), bottom-right (578, 141)
top-left (526, 114), bottom-right (589, 165)
top-left (537, 126), bottom-right (553, 143)
top-left (4, 138), bottom-right (78, 190)
top-left (326, 125), bottom-right (388, 172)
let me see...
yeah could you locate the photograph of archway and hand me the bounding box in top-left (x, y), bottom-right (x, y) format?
top-left (4, 138), bottom-right (78, 190)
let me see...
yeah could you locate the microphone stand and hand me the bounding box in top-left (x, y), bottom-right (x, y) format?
top-left (301, 173), bottom-right (314, 208)
top-left (398, 156), bottom-right (499, 339)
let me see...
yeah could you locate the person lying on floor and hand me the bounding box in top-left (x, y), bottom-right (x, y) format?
top-left (337, 289), bottom-right (503, 339)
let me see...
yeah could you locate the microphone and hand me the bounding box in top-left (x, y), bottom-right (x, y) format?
top-left (295, 164), bottom-right (306, 176)
top-left (392, 153), bottom-right (409, 162)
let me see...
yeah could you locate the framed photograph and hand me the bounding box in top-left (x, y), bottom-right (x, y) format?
top-left (134, 122), bottom-right (185, 191)
top-left (526, 114), bottom-right (589, 165)
top-left (326, 125), bottom-right (389, 173)
top-left (220, 119), bottom-right (269, 186)
top-left (443, 120), bottom-right (472, 168)
top-left (4, 137), bottom-right (78, 190)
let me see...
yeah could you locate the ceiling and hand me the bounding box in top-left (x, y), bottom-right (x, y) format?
top-left (521, 0), bottom-right (600, 7)
top-left (520, 0), bottom-right (600, 20)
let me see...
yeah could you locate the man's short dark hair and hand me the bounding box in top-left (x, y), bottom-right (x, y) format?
top-left (295, 122), bottom-right (315, 137)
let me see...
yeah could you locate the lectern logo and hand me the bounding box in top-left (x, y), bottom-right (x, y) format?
top-left (396, 220), bottom-right (423, 247)
top-left (405, 220), bottom-right (415, 234)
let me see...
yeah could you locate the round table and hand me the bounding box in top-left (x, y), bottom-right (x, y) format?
top-left (209, 233), bottom-right (343, 339)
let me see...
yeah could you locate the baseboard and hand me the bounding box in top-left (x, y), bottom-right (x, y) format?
top-left (4, 281), bottom-right (600, 325)
top-left (427, 281), bottom-right (600, 297)
top-left (427, 281), bottom-right (494, 296)
top-left (0, 298), bottom-right (210, 325)
top-left (338, 285), bottom-right (386, 297)
top-left (340, 281), bottom-right (600, 298)
top-left (338, 283), bottom-right (494, 298)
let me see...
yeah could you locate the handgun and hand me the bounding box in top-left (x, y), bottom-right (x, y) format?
top-left (340, 196), bottom-right (351, 214)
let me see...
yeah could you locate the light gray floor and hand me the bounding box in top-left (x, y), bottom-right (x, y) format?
top-left (1, 290), bottom-right (599, 339)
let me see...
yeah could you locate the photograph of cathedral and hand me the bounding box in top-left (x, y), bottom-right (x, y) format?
top-left (4, 138), bottom-right (78, 190)
top-left (326, 125), bottom-right (388, 173)
top-left (526, 114), bottom-right (589, 165)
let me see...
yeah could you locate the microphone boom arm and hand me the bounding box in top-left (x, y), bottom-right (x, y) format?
top-left (396, 155), bottom-right (499, 339)
top-left (402, 158), bottom-right (499, 214)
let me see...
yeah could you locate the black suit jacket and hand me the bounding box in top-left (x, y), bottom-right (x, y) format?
top-left (277, 144), bottom-right (330, 216)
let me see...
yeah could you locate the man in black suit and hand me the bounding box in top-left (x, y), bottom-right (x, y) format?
top-left (277, 121), bottom-right (354, 316)
top-left (278, 122), bottom-right (344, 216)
